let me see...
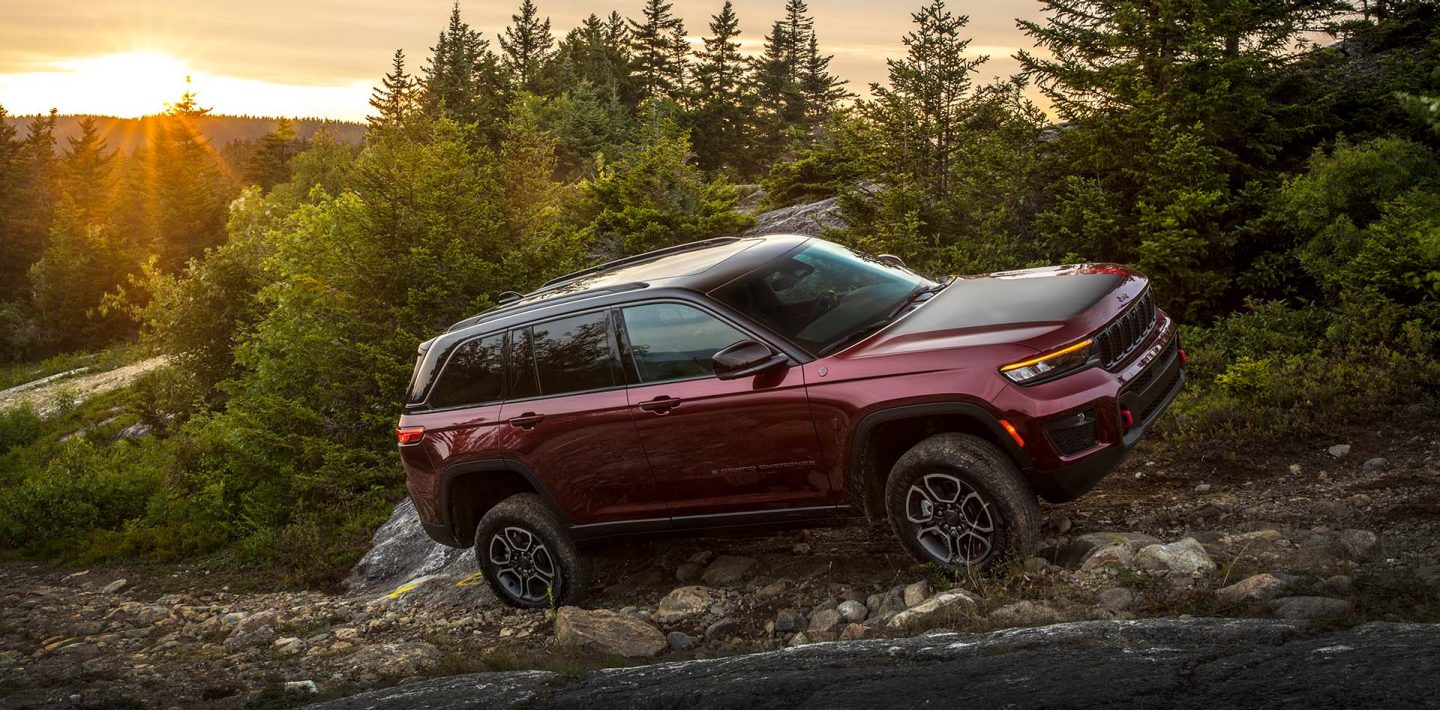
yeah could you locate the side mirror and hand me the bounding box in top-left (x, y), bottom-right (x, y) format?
top-left (713, 340), bottom-right (788, 380)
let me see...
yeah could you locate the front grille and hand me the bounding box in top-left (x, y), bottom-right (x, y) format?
top-left (1126, 336), bottom-right (1177, 392)
top-left (1137, 361), bottom-right (1183, 423)
top-left (1095, 289), bottom-right (1156, 369)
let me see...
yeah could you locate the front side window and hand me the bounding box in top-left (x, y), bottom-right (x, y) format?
top-left (715, 240), bottom-right (930, 354)
top-left (428, 333), bottom-right (504, 409)
top-left (528, 311), bottom-right (617, 396)
top-left (622, 303), bottom-right (747, 383)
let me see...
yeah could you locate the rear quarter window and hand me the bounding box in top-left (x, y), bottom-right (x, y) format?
top-left (427, 333), bottom-right (504, 409)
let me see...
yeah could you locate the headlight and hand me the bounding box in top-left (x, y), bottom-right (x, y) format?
top-left (1000, 339), bottom-right (1095, 384)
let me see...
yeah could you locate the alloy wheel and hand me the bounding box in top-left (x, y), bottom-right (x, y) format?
top-left (904, 472), bottom-right (997, 567)
top-left (488, 526), bottom-right (558, 603)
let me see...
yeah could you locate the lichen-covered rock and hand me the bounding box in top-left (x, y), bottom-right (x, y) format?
top-left (1134, 538), bottom-right (1216, 575)
top-left (1216, 574), bottom-right (1290, 604)
top-left (887, 590), bottom-right (978, 629)
top-left (555, 607), bottom-right (666, 658)
top-left (653, 586), bottom-right (719, 624)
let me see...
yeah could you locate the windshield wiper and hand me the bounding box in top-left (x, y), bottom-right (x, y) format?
top-left (819, 278), bottom-right (952, 355)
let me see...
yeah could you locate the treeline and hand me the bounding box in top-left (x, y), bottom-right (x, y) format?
top-left (0, 0), bottom-right (1437, 584)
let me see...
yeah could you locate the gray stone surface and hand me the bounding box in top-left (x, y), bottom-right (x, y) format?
top-left (740, 197), bottom-right (844, 237)
top-left (310, 620), bottom-right (1440, 709)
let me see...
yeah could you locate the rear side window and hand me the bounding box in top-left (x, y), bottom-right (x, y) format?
top-left (621, 303), bottom-right (747, 383)
top-left (428, 333), bottom-right (504, 409)
top-left (528, 311), bottom-right (617, 396)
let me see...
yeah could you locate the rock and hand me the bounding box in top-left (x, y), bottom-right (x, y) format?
top-left (867, 588), bottom-right (907, 620)
top-left (903, 581), bottom-right (932, 608)
top-left (555, 607), bottom-right (666, 658)
top-left (1050, 532), bottom-right (1162, 568)
top-left (1096, 587), bottom-right (1136, 611)
top-left (705, 618), bottom-right (740, 641)
top-left (284, 680), bottom-right (319, 694)
top-left (1270, 597), bottom-right (1350, 620)
top-left (887, 591), bottom-right (978, 629)
top-left (654, 586), bottom-right (719, 624)
top-left (674, 562), bottom-right (704, 583)
top-left (774, 609), bottom-right (804, 633)
top-left (1349, 494), bottom-right (1373, 508)
top-left (223, 610), bottom-right (278, 648)
top-left (837, 600), bottom-right (868, 624)
top-left (754, 580), bottom-right (791, 601)
top-left (1216, 574), bottom-right (1290, 604)
top-left (839, 623), bottom-right (868, 640)
top-left (666, 631), bottom-right (699, 652)
top-left (786, 631), bottom-right (812, 647)
top-left (989, 601), bottom-right (1065, 627)
top-left (1334, 529), bottom-right (1379, 561)
top-left (1289, 463), bottom-right (1303, 475)
top-left (1134, 538), bottom-right (1216, 576)
top-left (101, 578), bottom-right (129, 594)
top-left (343, 498), bottom-right (476, 597)
top-left (1322, 575), bottom-right (1353, 595)
top-left (808, 609), bottom-right (843, 634)
top-left (345, 641), bottom-right (442, 677)
top-left (1081, 543), bottom-right (1133, 570)
top-left (701, 556), bottom-right (757, 586)
top-left (792, 543), bottom-right (812, 555)
top-left (1194, 483), bottom-right (1212, 493)
top-left (1022, 556), bottom-right (1054, 575)
top-left (741, 196), bottom-right (844, 237)
top-left (1327, 444), bottom-right (1351, 458)
top-left (1362, 457), bottom-right (1388, 473)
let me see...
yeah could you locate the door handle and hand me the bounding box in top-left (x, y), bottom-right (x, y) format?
top-left (508, 412), bottom-right (545, 429)
top-left (637, 396), bottom-right (681, 414)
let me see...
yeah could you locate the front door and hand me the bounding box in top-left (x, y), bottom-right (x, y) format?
top-left (617, 302), bottom-right (833, 523)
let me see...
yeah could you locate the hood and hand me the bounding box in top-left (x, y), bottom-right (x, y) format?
top-left (851, 264), bottom-right (1149, 357)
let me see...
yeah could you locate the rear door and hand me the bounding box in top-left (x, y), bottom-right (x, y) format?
top-left (617, 301), bottom-right (833, 523)
top-left (492, 310), bottom-right (665, 526)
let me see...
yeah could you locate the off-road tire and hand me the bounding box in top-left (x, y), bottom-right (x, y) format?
top-left (884, 433), bottom-right (1041, 572)
top-left (475, 493), bottom-right (590, 608)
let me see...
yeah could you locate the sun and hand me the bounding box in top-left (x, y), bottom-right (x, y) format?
top-left (53, 51), bottom-right (192, 118)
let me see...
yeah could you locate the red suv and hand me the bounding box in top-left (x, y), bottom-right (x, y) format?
top-left (397, 235), bottom-right (1184, 607)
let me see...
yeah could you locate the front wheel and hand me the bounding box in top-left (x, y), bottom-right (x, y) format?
top-left (475, 494), bottom-right (590, 608)
top-left (884, 433), bottom-right (1041, 572)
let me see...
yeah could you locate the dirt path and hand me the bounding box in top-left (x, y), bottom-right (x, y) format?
top-left (0, 356), bottom-right (168, 417)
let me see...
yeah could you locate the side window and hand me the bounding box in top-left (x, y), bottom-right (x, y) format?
top-left (428, 333), bottom-right (504, 409)
top-left (622, 303), bottom-right (747, 384)
top-left (506, 328), bottom-right (540, 400)
top-left (530, 311), bottom-right (617, 396)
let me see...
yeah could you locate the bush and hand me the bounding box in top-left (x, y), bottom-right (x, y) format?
top-left (0, 404), bottom-right (41, 453)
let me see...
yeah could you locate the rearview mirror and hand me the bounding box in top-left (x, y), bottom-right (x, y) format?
top-left (713, 340), bottom-right (787, 380)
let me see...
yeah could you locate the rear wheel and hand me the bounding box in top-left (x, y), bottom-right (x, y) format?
top-left (475, 494), bottom-right (589, 608)
top-left (884, 433), bottom-right (1041, 572)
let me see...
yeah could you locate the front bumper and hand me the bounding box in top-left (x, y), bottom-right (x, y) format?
top-left (1013, 330), bottom-right (1185, 503)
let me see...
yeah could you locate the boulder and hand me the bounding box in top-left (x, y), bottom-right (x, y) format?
top-left (1216, 574), bottom-right (1290, 604)
top-left (903, 581), bottom-right (932, 608)
top-left (555, 607), bottom-right (666, 658)
top-left (1334, 529), bottom-right (1379, 562)
top-left (705, 618), bottom-right (740, 641)
top-left (1096, 587), bottom-right (1136, 611)
top-left (867, 588), bottom-right (907, 620)
top-left (837, 600), bottom-right (868, 624)
top-left (654, 586), bottom-right (719, 624)
top-left (1362, 457), bottom-right (1387, 473)
top-left (808, 609), bottom-right (843, 634)
top-left (774, 609), bottom-right (804, 633)
top-left (666, 631), bottom-right (699, 651)
top-left (701, 556), bottom-right (758, 586)
top-left (989, 601), bottom-right (1065, 627)
top-left (887, 590), bottom-right (978, 629)
top-left (1081, 543), bottom-right (1133, 570)
top-left (1051, 532), bottom-right (1162, 568)
top-left (1134, 538), bottom-right (1216, 575)
top-left (1270, 597), bottom-right (1350, 620)
top-left (345, 641), bottom-right (442, 677)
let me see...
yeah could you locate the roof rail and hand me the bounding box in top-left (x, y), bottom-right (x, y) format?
top-left (445, 282), bottom-right (648, 333)
top-left (539, 237), bottom-right (741, 289)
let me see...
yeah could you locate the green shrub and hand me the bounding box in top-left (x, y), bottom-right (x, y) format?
top-left (0, 404), bottom-right (41, 453)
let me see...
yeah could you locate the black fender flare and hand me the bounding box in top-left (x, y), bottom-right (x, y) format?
top-left (847, 402), bottom-right (1033, 516)
top-left (438, 458), bottom-right (569, 545)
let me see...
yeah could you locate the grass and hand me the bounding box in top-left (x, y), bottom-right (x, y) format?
top-left (0, 342), bottom-right (149, 391)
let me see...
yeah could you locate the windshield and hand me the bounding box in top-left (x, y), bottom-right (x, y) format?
top-left (714, 240), bottom-right (932, 354)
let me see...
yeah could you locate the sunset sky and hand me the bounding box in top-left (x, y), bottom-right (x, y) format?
top-left (0, 0), bottom-right (1042, 122)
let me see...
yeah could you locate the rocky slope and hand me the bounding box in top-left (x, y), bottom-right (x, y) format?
top-left (313, 619), bottom-right (1440, 709)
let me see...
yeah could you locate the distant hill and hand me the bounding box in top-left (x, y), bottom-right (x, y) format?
top-left (2, 114), bottom-right (367, 153)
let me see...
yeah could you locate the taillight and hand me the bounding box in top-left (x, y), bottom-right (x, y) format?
top-left (397, 426), bottom-right (425, 445)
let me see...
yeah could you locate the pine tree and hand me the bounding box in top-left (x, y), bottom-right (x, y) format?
top-left (0, 104), bottom-right (33, 301)
top-left (500, 0), bottom-right (555, 94)
top-left (421, 3), bottom-right (505, 129)
top-left (368, 49), bottom-right (416, 129)
top-left (868, 0), bottom-right (985, 200)
top-left (60, 117), bottom-right (113, 223)
top-left (628, 0), bottom-right (689, 102)
top-left (749, 1), bottom-right (842, 160)
top-left (148, 81), bottom-right (237, 271)
top-left (246, 119), bottom-right (301, 190)
top-left (797, 33), bottom-right (849, 122)
top-left (691, 1), bottom-right (755, 174)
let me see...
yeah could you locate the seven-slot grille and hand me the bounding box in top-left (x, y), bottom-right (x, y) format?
top-left (1095, 289), bottom-right (1156, 370)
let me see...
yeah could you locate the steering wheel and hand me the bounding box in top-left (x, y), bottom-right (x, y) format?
top-left (810, 289), bottom-right (841, 323)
